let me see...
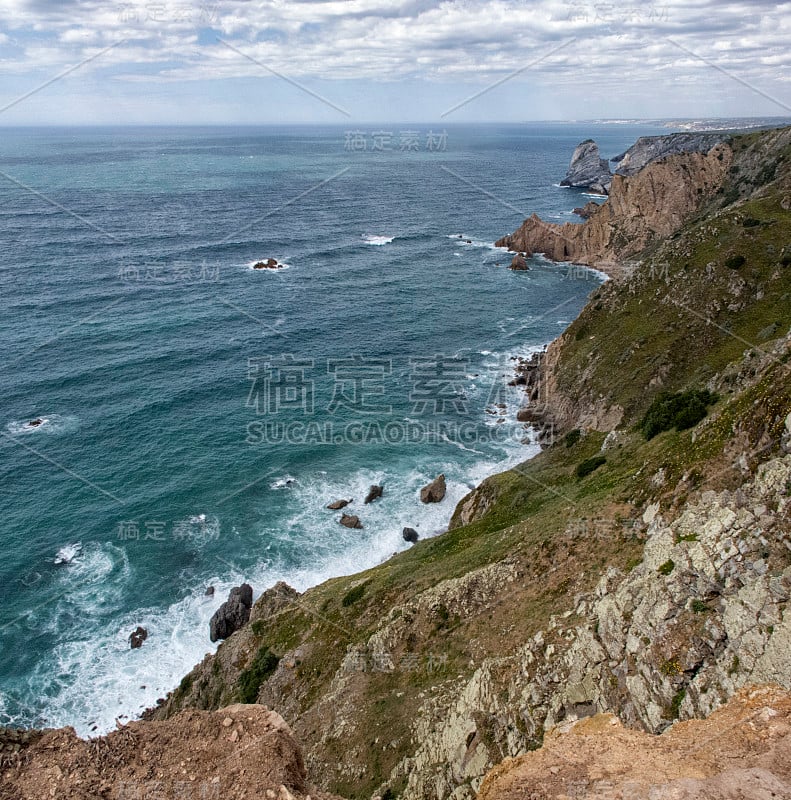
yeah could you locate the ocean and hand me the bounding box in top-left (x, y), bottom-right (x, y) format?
top-left (0, 122), bottom-right (668, 735)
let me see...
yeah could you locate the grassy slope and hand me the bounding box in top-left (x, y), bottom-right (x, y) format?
top-left (164, 127), bottom-right (791, 799)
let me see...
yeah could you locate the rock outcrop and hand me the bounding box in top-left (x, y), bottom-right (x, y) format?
top-left (509, 253), bottom-right (529, 271)
top-left (326, 499), bottom-right (351, 510)
top-left (0, 705), bottom-right (342, 800)
top-left (209, 583), bottom-right (253, 643)
top-left (128, 626), bottom-right (148, 649)
top-left (496, 144), bottom-right (733, 274)
top-left (339, 513), bottom-right (363, 529)
top-left (364, 485), bottom-right (383, 504)
top-left (420, 474), bottom-right (446, 503)
top-left (478, 685), bottom-right (791, 800)
top-left (402, 527), bottom-right (419, 543)
top-left (253, 258), bottom-right (282, 270)
top-left (559, 139), bottom-right (612, 194)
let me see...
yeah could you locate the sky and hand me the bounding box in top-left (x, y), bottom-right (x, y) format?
top-left (0, 0), bottom-right (789, 124)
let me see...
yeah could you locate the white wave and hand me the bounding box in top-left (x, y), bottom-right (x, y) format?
top-left (362, 234), bottom-right (395, 246)
top-left (6, 414), bottom-right (77, 436)
top-left (581, 192), bottom-right (608, 199)
top-left (19, 338), bottom-right (551, 738)
top-left (54, 542), bottom-right (82, 565)
top-left (270, 475), bottom-right (296, 489)
top-left (447, 234), bottom-right (503, 252)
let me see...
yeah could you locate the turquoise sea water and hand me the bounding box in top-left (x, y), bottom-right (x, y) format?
top-left (0, 122), bottom-right (667, 734)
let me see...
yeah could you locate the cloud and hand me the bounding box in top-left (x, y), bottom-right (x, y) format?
top-left (0, 0), bottom-right (788, 121)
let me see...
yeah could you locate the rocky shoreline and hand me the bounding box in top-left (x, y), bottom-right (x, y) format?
top-left (5, 124), bottom-right (791, 800)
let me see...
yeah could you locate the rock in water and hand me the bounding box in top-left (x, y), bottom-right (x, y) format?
top-left (327, 498), bottom-right (351, 510)
top-left (340, 513), bottom-right (363, 529)
top-left (402, 527), bottom-right (419, 543)
top-left (252, 258), bottom-right (281, 270)
top-left (129, 626), bottom-right (148, 649)
top-left (364, 485), bottom-right (383, 504)
top-left (27, 418), bottom-right (44, 427)
top-left (204, 585), bottom-right (215, 597)
top-left (209, 583), bottom-right (254, 642)
top-left (509, 253), bottom-right (529, 271)
top-left (560, 139), bottom-right (612, 194)
top-left (420, 474), bottom-right (446, 503)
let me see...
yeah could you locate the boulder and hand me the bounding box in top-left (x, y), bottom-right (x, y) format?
top-left (420, 474), bottom-right (446, 504)
top-left (204, 585), bottom-right (215, 597)
top-left (209, 583), bottom-right (254, 642)
top-left (27, 418), bottom-right (44, 427)
top-left (560, 139), bottom-right (612, 194)
top-left (340, 513), bottom-right (363, 529)
top-left (364, 485), bottom-right (383, 504)
top-left (129, 626), bottom-right (148, 649)
top-left (509, 253), bottom-right (529, 271)
top-left (326, 499), bottom-right (351, 510)
top-left (402, 527), bottom-right (419, 543)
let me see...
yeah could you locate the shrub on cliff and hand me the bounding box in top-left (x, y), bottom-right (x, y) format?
top-left (575, 455), bottom-right (606, 478)
top-left (640, 389), bottom-right (718, 440)
top-left (237, 646), bottom-right (280, 703)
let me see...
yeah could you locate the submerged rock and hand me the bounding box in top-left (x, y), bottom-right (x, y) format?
top-left (420, 474), bottom-right (446, 503)
top-left (209, 583), bottom-right (254, 642)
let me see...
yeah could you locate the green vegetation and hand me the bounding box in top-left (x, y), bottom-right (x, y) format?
top-left (668, 688), bottom-right (686, 719)
top-left (342, 581), bottom-right (370, 607)
top-left (724, 254), bottom-right (746, 269)
top-left (658, 559), bottom-right (675, 576)
top-left (237, 646), bottom-right (280, 703)
top-left (564, 428), bottom-right (582, 448)
top-left (691, 599), bottom-right (708, 614)
top-left (640, 390), bottom-right (718, 440)
top-left (575, 455), bottom-right (606, 478)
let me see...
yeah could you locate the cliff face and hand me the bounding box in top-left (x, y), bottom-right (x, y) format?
top-left (496, 144), bottom-right (733, 273)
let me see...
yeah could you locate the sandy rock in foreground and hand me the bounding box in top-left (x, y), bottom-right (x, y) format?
top-left (477, 684), bottom-right (791, 800)
top-left (0, 704), bottom-right (343, 800)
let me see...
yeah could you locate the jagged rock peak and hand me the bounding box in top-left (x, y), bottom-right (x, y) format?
top-left (613, 131), bottom-right (729, 176)
top-left (560, 139), bottom-right (612, 194)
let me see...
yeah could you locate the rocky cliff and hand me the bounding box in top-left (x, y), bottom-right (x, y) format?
top-left (613, 131), bottom-right (730, 176)
top-left (559, 139), bottom-right (612, 194)
top-left (497, 144), bottom-right (733, 273)
top-left (9, 126), bottom-right (791, 800)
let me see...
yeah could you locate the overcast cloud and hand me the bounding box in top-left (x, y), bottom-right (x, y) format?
top-left (0, 0), bottom-right (788, 123)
